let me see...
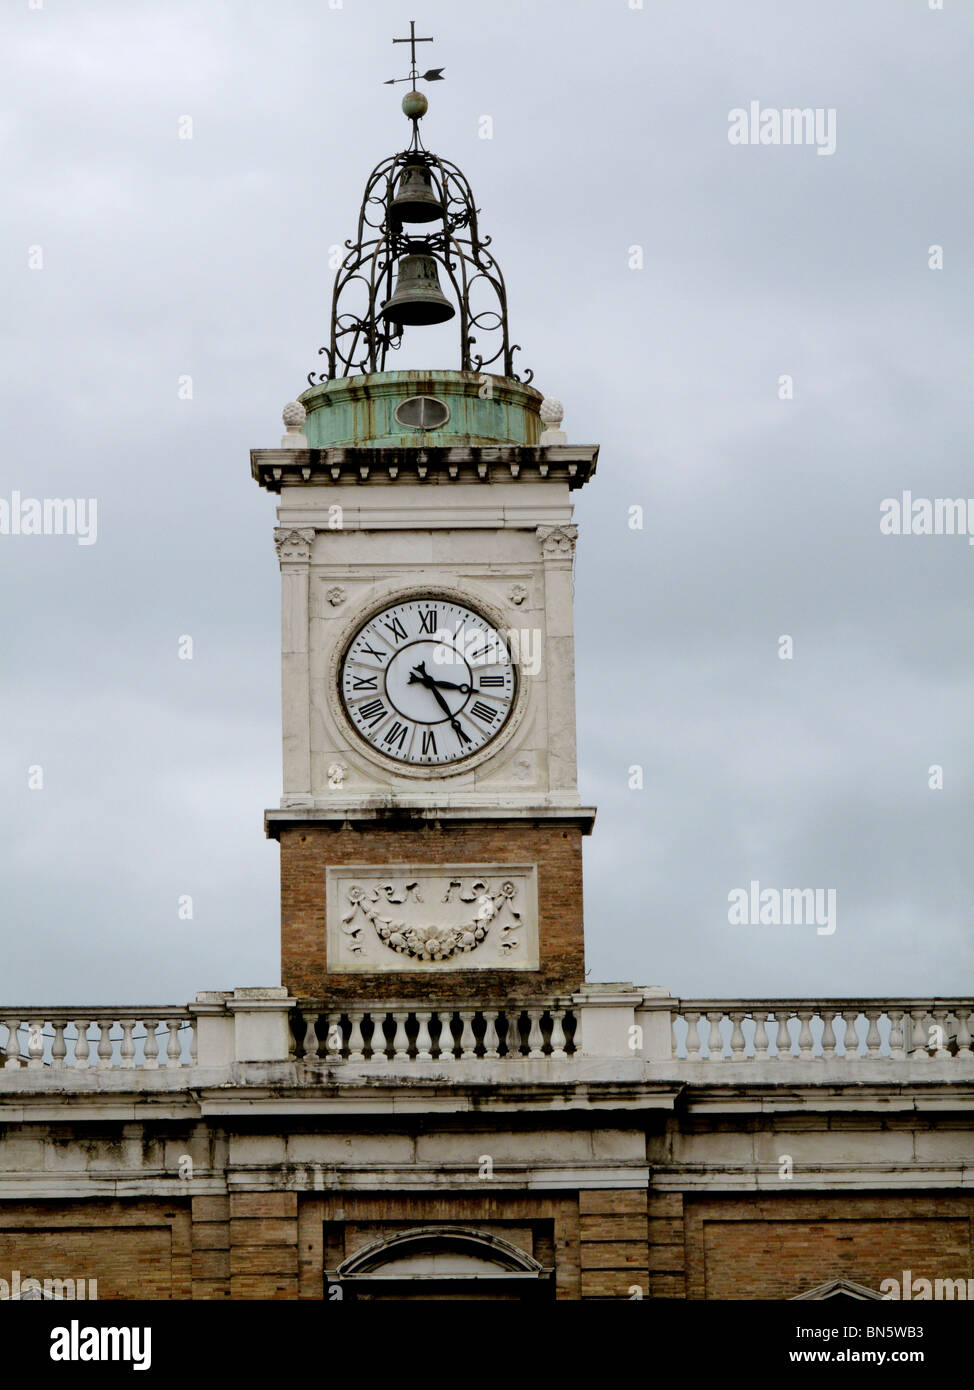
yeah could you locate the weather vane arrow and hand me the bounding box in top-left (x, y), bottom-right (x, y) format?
top-left (384, 68), bottom-right (444, 85)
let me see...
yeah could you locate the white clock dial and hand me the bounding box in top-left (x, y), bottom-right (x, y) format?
top-left (339, 599), bottom-right (516, 766)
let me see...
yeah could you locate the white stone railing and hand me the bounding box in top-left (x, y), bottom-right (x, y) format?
top-left (663, 999), bottom-right (973, 1063)
top-left (0, 1009), bottom-right (197, 1071)
top-left (292, 1001), bottom-right (578, 1063)
top-left (0, 990), bottom-right (971, 1083)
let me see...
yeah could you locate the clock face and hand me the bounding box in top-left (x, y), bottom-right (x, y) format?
top-left (339, 598), bottom-right (516, 766)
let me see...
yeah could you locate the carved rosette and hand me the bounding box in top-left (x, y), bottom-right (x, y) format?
top-left (537, 524), bottom-right (578, 560)
top-left (273, 527), bottom-right (315, 564)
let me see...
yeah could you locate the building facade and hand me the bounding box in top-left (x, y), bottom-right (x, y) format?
top-left (1, 76), bottom-right (972, 1304)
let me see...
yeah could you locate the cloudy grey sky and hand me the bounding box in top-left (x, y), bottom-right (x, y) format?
top-left (2, 0), bottom-right (971, 1003)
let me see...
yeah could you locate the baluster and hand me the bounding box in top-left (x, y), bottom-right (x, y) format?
top-left (370, 1011), bottom-right (389, 1061)
top-left (27, 1021), bottom-right (45, 1069)
top-left (527, 1009), bottom-right (545, 1059)
top-left (97, 1019), bottom-right (114, 1070)
top-left (842, 1013), bottom-right (860, 1060)
top-left (864, 1010), bottom-right (882, 1059)
top-left (507, 1011), bottom-right (525, 1057)
top-left (706, 1011), bottom-right (725, 1060)
top-left (438, 1011), bottom-right (456, 1061)
top-left (391, 1012), bottom-right (410, 1061)
top-left (774, 1012), bottom-right (792, 1061)
top-left (141, 1020), bottom-right (158, 1069)
top-left (549, 1010), bottom-right (567, 1059)
top-left (953, 1008), bottom-right (972, 1059)
top-left (684, 1012), bottom-right (701, 1061)
top-left (797, 1010), bottom-right (815, 1060)
top-left (302, 1011), bottom-right (319, 1062)
top-left (51, 1020), bottom-right (67, 1071)
top-left (323, 1015), bottom-right (345, 1060)
top-left (165, 1020), bottom-right (182, 1067)
top-left (415, 1011), bottom-right (433, 1060)
top-left (3, 1020), bottom-right (22, 1069)
top-left (347, 1011), bottom-right (365, 1061)
top-left (821, 1013), bottom-right (837, 1060)
top-left (887, 1009), bottom-right (906, 1061)
top-left (458, 1010), bottom-right (478, 1060)
top-left (482, 1011), bottom-right (500, 1060)
top-left (908, 1008), bottom-right (929, 1060)
top-left (189, 1020), bottom-right (198, 1067)
top-left (73, 1020), bottom-right (91, 1070)
top-left (119, 1020), bottom-right (136, 1069)
top-left (752, 1012), bottom-right (769, 1061)
top-left (728, 1012), bottom-right (746, 1061)
top-left (931, 1008), bottom-right (950, 1061)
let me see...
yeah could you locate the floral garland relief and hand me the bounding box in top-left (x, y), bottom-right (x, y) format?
top-left (341, 877), bottom-right (521, 961)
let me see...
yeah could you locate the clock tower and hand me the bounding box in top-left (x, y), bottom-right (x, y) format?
top-left (252, 59), bottom-right (597, 1005)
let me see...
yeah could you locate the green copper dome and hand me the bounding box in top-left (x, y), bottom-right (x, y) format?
top-left (298, 370), bottom-right (543, 449)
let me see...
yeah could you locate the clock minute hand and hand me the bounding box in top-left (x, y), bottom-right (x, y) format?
top-left (408, 662), bottom-right (472, 745)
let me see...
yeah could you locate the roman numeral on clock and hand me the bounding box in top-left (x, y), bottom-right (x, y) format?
top-left (383, 616), bottom-right (408, 643)
top-left (382, 720), bottom-right (409, 751)
top-left (357, 698), bottom-right (387, 727)
top-left (359, 643), bottom-right (386, 662)
top-left (350, 674), bottom-right (378, 691)
top-left (421, 729), bottom-right (437, 756)
top-left (470, 700), bottom-right (498, 724)
top-left (418, 608), bottom-right (438, 633)
top-left (478, 675), bottom-right (505, 688)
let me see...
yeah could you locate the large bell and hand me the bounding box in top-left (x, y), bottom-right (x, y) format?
top-left (381, 253), bottom-right (455, 326)
top-left (390, 162), bottom-right (443, 224)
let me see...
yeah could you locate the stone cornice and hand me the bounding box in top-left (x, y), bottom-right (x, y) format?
top-left (263, 805), bottom-right (597, 838)
top-left (251, 444), bottom-right (598, 493)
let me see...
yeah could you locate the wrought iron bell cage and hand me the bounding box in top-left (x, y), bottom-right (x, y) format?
top-left (311, 145), bottom-right (532, 385)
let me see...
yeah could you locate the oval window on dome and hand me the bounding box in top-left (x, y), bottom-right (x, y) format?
top-left (394, 395), bottom-right (451, 431)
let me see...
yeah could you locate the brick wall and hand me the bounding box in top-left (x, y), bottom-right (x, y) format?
top-left (279, 819), bottom-right (585, 1000)
top-left (579, 1188), bottom-right (649, 1300)
top-left (683, 1193), bottom-right (974, 1299)
top-left (0, 1201), bottom-right (191, 1299)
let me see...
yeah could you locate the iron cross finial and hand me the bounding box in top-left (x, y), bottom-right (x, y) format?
top-left (384, 19), bottom-right (444, 87)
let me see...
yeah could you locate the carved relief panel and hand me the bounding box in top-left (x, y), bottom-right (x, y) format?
top-left (325, 864), bottom-right (540, 972)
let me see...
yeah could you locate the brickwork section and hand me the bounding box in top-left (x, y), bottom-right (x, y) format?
top-left (648, 1191), bottom-right (687, 1298)
top-left (684, 1193), bottom-right (974, 1300)
top-left (229, 1192), bottom-right (298, 1300)
top-left (578, 1189), bottom-right (649, 1300)
top-left (0, 1201), bottom-right (190, 1299)
top-left (191, 1195), bottom-right (230, 1299)
top-left (279, 820), bottom-right (585, 1000)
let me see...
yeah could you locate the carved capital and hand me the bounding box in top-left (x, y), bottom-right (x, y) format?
top-left (274, 527), bottom-right (315, 564)
top-left (537, 524), bottom-right (578, 560)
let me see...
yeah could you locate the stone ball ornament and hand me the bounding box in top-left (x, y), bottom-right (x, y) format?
top-left (402, 89), bottom-right (428, 119)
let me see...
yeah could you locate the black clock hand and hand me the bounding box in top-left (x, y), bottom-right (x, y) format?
top-left (407, 660), bottom-right (471, 696)
top-left (408, 663), bottom-right (472, 745)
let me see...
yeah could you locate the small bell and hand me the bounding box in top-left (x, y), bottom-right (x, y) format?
top-left (390, 162), bottom-right (443, 225)
top-left (381, 253), bottom-right (455, 326)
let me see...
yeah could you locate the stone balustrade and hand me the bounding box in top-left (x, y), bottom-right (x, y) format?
top-left (665, 999), bottom-right (973, 1063)
top-left (0, 1009), bottom-right (196, 1071)
top-left (293, 1001), bottom-right (577, 1063)
top-left (0, 989), bottom-right (970, 1084)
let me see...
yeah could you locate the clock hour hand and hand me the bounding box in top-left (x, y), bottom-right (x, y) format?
top-left (407, 660), bottom-right (471, 696)
top-left (408, 662), bottom-right (472, 745)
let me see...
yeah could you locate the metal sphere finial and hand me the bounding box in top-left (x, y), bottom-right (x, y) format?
top-left (402, 90), bottom-right (428, 120)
